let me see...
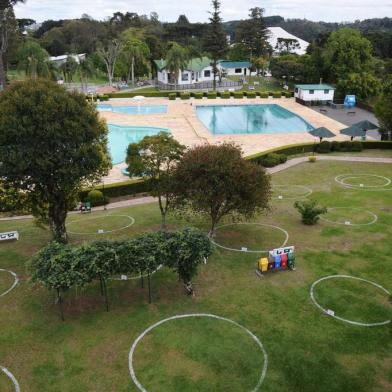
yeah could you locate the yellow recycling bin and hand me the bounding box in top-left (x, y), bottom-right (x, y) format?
top-left (258, 257), bottom-right (269, 272)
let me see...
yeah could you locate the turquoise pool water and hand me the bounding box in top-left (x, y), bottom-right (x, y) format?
top-left (196, 104), bottom-right (314, 135)
top-left (98, 104), bottom-right (167, 115)
top-left (108, 124), bottom-right (168, 164)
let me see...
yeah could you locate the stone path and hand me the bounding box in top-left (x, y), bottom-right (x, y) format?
top-left (1, 156), bottom-right (391, 222)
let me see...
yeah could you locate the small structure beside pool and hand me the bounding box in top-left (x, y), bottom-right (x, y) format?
top-left (295, 84), bottom-right (335, 105)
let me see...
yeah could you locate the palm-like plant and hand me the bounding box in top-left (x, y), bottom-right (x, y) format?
top-left (78, 57), bottom-right (95, 92)
top-left (165, 42), bottom-right (188, 89)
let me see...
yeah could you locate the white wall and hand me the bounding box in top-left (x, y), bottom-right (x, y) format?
top-left (295, 88), bottom-right (334, 102)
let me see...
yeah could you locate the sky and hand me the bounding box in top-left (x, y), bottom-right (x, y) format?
top-left (14, 0), bottom-right (392, 24)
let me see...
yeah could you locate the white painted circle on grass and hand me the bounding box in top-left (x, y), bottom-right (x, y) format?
top-left (310, 275), bottom-right (391, 327)
top-left (335, 174), bottom-right (391, 190)
top-left (0, 269), bottom-right (19, 298)
top-left (211, 223), bottom-right (289, 253)
top-left (320, 207), bottom-right (378, 226)
top-left (129, 313), bottom-right (268, 392)
top-left (0, 366), bottom-right (21, 392)
top-left (66, 215), bottom-right (135, 235)
top-left (272, 185), bottom-right (313, 200)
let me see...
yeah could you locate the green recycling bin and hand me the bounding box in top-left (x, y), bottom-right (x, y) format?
top-left (288, 252), bottom-right (295, 270)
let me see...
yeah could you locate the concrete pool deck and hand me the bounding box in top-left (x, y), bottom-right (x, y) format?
top-left (100, 97), bottom-right (349, 184)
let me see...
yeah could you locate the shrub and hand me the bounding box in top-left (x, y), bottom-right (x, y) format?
top-left (284, 91), bottom-right (293, 98)
top-left (220, 91), bottom-right (231, 99)
top-left (316, 141), bottom-right (332, 153)
top-left (180, 92), bottom-right (190, 100)
top-left (273, 92), bottom-right (282, 98)
top-left (331, 141), bottom-right (341, 152)
top-left (259, 92), bottom-right (268, 98)
top-left (247, 91), bottom-right (257, 98)
top-left (268, 91), bottom-right (274, 96)
top-left (351, 141), bottom-right (363, 151)
top-left (294, 200), bottom-right (327, 225)
top-left (169, 93), bottom-right (176, 101)
top-left (86, 189), bottom-right (108, 207)
top-left (193, 92), bottom-right (203, 99)
top-left (258, 153), bottom-right (287, 167)
top-left (234, 91), bottom-right (244, 99)
top-left (308, 156), bottom-right (317, 163)
top-left (340, 141), bottom-right (353, 151)
top-left (207, 92), bottom-right (217, 99)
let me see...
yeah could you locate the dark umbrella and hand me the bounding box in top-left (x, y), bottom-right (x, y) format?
top-left (352, 120), bottom-right (378, 131)
top-left (340, 120), bottom-right (378, 141)
top-left (309, 127), bottom-right (336, 142)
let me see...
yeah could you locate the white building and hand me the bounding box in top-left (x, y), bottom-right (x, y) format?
top-left (267, 27), bottom-right (309, 56)
top-left (218, 60), bottom-right (253, 77)
top-left (295, 84), bottom-right (335, 103)
top-left (49, 54), bottom-right (86, 67)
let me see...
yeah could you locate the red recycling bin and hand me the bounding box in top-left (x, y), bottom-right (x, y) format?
top-left (281, 254), bottom-right (288, 269)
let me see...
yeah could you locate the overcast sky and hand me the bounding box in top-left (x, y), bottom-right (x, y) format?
top-left (14, 0), bottom-right (392, 23)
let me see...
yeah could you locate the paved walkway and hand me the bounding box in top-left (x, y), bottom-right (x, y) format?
top-left (1, 156), bottom-right (391, 222)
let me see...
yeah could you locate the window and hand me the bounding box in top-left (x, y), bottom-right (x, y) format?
top-left (181, 73), bottom-right (189, 82)
top-left (309, 90), bottom-right (315, 95)
top-left (235, 68), bottom-right (242, 74)
top-left (204, 70), bottom-right (211, 77)
top-left (295, 88), bottom-right (298, 93)
top-left (324, 89), bottom-right (329, 94)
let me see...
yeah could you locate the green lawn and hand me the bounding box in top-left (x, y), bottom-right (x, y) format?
top-left (227, 76), bottom-right (287, 93)
top-left (0, 161), bottom-right (391, 391)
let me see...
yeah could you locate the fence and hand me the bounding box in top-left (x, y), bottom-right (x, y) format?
top-left (155, 80), bottom-right (243, 91)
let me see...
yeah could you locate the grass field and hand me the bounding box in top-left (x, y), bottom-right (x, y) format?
top-left (0, 161), bottom-right (391, 391)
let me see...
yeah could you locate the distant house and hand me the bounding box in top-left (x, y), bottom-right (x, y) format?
top-left (218, 60), bottom-right (254, 77)
top-left (154, 57), bottom-right (214, 86)
top-left (267, 27), bottom-right (309, 56)
top-left (295, 84), bottom-right (335, 103)
top-left (50, 54), bottom-right (86, 67)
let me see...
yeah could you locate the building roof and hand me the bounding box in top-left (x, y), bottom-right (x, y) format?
top-left (154, 57), bottom-right (212, 72)
top-left (219, 60), bottom-right (251, 69)
top-left (295, 84), bottom-right (336, 90)
top-left (267, 27), bottom-right (309, 55)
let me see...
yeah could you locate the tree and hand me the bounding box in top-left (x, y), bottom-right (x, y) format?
top-left (294, 200), bottom-right (327, 225)
top-left (165, 228), bottom-right (212, 296)
top-left (0, 79), bottom-right (111, 242)
top-left (375, 77), bottom-right (392, 140)
top-left (59, 55), bottom-right (78, 82)
top-left (235, 7), bottom-right (269, 60)
top-left (337, 72), bottom-right (381, 100)
top-left (120, 30), bottom-right (150, 86)
top-left (203, 0), bottom-right (228, 90)
top-left (172, 143), bottom-right (271, 237)
top-left (252, 57), bottom-right (269, 76)
top-left (323, 28), bottom-right (374, 82)
top-left (30, 242), bottom-right (91, 321)
top-left (16, 40), bottom-right (52, 79)
top-left (126, 132), bottom-right (185, 229)
top-left (97, 39), bottom-right (121, 85)
top-left (0, 0), bottom-right (25, 89)
top-left (275, 38), bottom-right (300, 54)
top-left (165, 41), bottom-right (188, 89)
top-left (269, 54), bottom-right (306, 82)
top-left (78, 57), bottom-right (95, 92)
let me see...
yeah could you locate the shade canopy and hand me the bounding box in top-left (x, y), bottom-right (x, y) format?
top-left (352, 120), bottom-right (378, 131)
top-left (309, 127), bottom-right (335, 139)
top-left (340, 125), bottom-right (366, 138)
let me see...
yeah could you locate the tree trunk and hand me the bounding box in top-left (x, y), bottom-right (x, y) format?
top-left (158, 195), bottom-right (167, 231)
top-left (102, 277), bottom-right (109, 312)
top-left (184, 281), bottom-right (194, 296)
top-left (49, 201), bottom-right (68, 243)
top-left (208, 219), bottom-right (217, 238)
top-left (0, 52), bottom-right (6, 91)
top-left (140, 272), bottom-right (144, 288)
top-left (57, 289), bottom-right (65, 321)
top-left (131, 57), bottom-right (135, 87)
top-left (147, 271), bottom-right (152, 304)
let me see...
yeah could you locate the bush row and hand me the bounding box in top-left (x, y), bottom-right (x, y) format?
top-left (316, 141), bottom-right (363, 153)
top-left (256, 153), bottom-right (288, 167)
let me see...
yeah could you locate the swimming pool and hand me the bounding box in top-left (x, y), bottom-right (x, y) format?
top-left (108, 124), bottom-right (168, 164)
top-left (98, 104), bottom-right (167, 115)
top-left (196, 104), bottom-right (314, 135)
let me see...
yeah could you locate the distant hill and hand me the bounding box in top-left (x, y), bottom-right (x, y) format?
top-left (224, 16), bottom-right (392, 43)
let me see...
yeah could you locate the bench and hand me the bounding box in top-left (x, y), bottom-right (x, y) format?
top-left (319, 108), bottom-right (328, 113)
top-left (0, 231), bottom-right (19, 242)
top-left (347, 111), bottom-right (356, 116)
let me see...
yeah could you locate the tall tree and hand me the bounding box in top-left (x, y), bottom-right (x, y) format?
top-left (126, 132), bottom-right (185, 229)
top-left (165, 41), bottom-right (188, 89)
top-left (97, 39), bottom-right (121, 86)
top-left (172, 143), bottom-right (271, 237)
top-left (78, 57), bottom-right (95, 92)
top-left (203, 0), bottom-right (228, 90)
top-left (59, 55), bottom-right (78, 82)
top-left (375, 77), bottom-right (392, 140)
top-left (0, 0), bottom-right (25, 89)
top-left (235, 7), bottom-right (269, 60)
top-left (0, 79), bottom-right (111, 242)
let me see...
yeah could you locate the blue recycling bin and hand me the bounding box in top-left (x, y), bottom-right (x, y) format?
top-left (274, 255), bottom-right (281, 269)
top-left (344, 95), bottom-right (356, 108)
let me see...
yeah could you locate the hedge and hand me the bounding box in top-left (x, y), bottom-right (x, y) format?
top-left (169, 93), bottom-right (176, 100)
top-left (180, 92), bottom-right (190, 100)
top-left (220, 91), bottom-right (231, 99)
top-left (79, 179), bottom-right (152, 200)
top-left (273, 92), bottom-right (282, 98)
top-left (259, 92), bottom-right (269, 98)
top-left (207, 92), bottom-right (217, 99)
top-left (247, 91), bottom-right (257, 99)
top-left (234, 91), bottom-right (244, 99)
top-left (193, 92), bottom-right (203, 99)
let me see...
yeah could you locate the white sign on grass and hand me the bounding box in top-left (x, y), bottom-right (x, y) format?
top-left (0, 231), bottom-right (19, 242)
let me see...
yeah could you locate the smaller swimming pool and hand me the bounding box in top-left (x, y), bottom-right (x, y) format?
top-left (98, 104), bottom-right (167, 115)
top-left (108, 124), bottom-right (169, 164)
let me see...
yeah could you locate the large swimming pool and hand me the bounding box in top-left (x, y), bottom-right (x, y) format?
top-left (196, 104), bottom-right (314, 135)
top-left (98, 104), bottom-right (167, 115)
top-left (108, 124), bottom-right (168, 164)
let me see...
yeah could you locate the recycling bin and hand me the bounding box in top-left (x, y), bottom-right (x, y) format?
top-left (258, 257), bottom-right (269, 272)
top-left (288, 252), bottom-right (295, 269)
top-left (274, 255), bottom-right (281, 269)
top-left (281, 253), bottom-right (288, 269)
top-left (268, 258), bottom-right (275, 270)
